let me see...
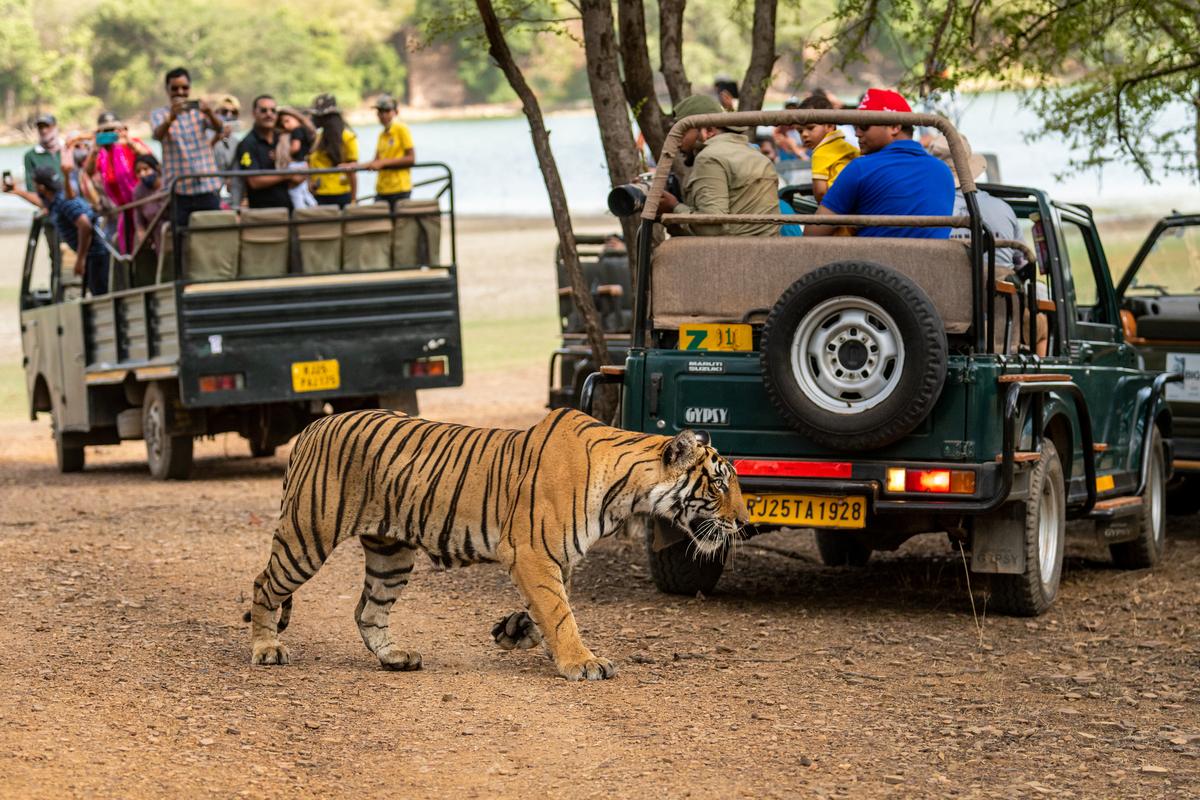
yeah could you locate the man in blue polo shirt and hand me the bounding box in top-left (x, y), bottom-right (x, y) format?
top-left (806, 88), bottom-right (954, 238)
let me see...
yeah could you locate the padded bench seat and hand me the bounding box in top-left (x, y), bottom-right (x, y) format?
top-left (652, 236), bottom-right (986, 335)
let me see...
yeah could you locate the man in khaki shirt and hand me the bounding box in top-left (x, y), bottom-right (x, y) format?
top-left (658, 94), bottom-right (779, 236)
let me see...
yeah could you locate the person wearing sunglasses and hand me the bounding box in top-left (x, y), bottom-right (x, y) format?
top-left (150, 66), bottom-right (225, 228)
top-left (234, 94), bottom-right (298, 210)
top-left (805, 88), bottom-right (954, 239)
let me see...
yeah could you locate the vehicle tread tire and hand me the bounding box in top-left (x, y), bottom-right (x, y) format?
top-left (143, 382), bottom-right (194, 481)
top-left (989, 439), bottom-right (1065, 616)
top-left (760, 261), bottom-right (947, 452)
top-left (644, 520), bottom-right (726, 595)
top-left (814, 530), bottom-right (872, 566)
top-left (1110, 428), bottom-right (1166, 569)
top-left (52, 409), bottom-right (84, 473)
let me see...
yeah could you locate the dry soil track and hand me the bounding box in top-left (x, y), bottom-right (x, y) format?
top-left (1, 374), bottom-right (1198, 799)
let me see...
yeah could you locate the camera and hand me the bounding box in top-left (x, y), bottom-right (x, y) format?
top-left (607, 172), bottom-right (681, 217)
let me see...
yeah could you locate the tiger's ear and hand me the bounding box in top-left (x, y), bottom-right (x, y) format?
top-left (663, 429), bottom-right (707, 471)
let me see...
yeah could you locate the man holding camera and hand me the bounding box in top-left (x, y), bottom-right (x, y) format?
top-left (656, 94), bottom-right (779, 237)
top-left (150, 66), bottom-right (224, 228)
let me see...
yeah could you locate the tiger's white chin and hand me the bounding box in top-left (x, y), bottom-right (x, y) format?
top-left (686, 519), bottom-right (737, 556)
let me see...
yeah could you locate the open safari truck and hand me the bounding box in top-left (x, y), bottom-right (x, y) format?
top-left (19, 164), bottom-right (462, 479)
top-left (588, 109), bottom-right (1180, 616)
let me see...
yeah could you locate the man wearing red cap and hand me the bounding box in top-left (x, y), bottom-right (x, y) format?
top-left (807, 88), bottom-right (954, 239)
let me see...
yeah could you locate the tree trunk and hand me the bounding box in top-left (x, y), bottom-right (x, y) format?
top-left (658, 0), bottom-right (692, 107)
top-left (581, 0), bottom-right (642, 246)
top-left (738, 0), bottom-right (778, 111)
top-left (1194, 79), bottom-right (1200, 184)
top-left (475, 0), bottom-right (615, 421)
top-left (617, 0), bottom-right (668, 161)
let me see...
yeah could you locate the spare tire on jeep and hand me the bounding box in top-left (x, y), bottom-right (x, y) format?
top-left (760, 261), bottom-right (948, 451)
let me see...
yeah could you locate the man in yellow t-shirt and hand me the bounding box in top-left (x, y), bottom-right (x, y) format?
top-left (797, 94), bottom-right (859, 203)
top-left (307, 93), bottom-right (359, 207)
top-left (367, 94), bottom-right (416, 207)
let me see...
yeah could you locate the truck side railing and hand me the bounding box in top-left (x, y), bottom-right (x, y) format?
top-left (632, 110), bottom-right (991, 352)
top-left (84, 162), bottom-right (455, 292)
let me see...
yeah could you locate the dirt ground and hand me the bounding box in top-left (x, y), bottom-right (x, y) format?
top-left (1, 377), bottom-right (1198, 799)
top-left (1, 215), bottom-right (1198, 798)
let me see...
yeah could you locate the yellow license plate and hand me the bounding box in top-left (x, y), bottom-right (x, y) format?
top-left (678, 323), bottom-right (753, 352)
top-left (745, 493), bottom-right (867, 528)
top-left (291, 359), bottom-right (340, 393)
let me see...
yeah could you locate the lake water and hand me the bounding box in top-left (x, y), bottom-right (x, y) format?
top-left (0, 92), bottom-right (1194, 228)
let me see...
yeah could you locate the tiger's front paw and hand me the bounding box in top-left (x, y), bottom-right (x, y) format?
top-left (251, 641), bottom-right (290, 666)
top-left (558, 655), bottom-right (616, 682)
top-left (492, 611), bottom-right (543, 650)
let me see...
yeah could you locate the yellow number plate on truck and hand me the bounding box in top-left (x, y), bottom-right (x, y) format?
top-left (745, 494), bottom-right (867, 528)
top-left (679, 323), bottom-right (752, 352)
top-left (291, 359), bottom-right (340, 393)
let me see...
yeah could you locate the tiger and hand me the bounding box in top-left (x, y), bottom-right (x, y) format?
top-left (247, 407), bottom-right (748, 681)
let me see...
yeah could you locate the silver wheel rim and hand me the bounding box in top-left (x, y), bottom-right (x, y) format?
top-left (145, 398), bottom-right (164, 468)
top-left (1038, 464), bottom-right (1063, 588)
top-left (1149, 449), bottom-right (1165, 548)
top-left (789, 296), bottom-right (905, 414)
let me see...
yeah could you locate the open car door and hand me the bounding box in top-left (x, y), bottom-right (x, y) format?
top-left (1117, 212), bottom-right (1200, 499)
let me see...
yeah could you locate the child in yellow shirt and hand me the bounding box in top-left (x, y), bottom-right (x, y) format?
top-left (798, 94), bottom-right (859, 203)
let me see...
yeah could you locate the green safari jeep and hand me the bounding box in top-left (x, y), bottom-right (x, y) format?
top-left (588, 109), bottom-right (1179, 616)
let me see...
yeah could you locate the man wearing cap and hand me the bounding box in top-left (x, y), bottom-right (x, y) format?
top-left (367, 94), bottom-right (416, 206)
top-left (150, 66), bottom-right (224, 228)
top-left (5, 167), bottom-right (110, 296)
top-left (807, 88), bottom-right (954, 239)
top-left (24, 113), bottom-right (64, 192)
top-left (657, 94), bottom-right (779, 237)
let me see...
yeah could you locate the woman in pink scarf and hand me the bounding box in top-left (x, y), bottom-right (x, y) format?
top-left (84, 111), bottom-right (152, 253)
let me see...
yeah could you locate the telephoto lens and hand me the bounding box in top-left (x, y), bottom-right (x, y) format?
top-left (607, 183), bottom-right (647, 217)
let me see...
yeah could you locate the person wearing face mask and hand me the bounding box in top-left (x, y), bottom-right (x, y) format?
top-left (132, 154), bottom-right (167, 257)
top-left (655, 94), bottom-right (779, 237)
top-left (84, 111), bottom-right (152, 252)
top-left (23, 113), bottom-right (64, 192)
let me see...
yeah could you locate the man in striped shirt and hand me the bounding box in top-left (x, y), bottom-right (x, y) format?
top-left (150, 67), bottom-right (224, 229)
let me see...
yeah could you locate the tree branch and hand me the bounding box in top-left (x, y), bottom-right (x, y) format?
top-left (658, 0), bottom-right (692, 106)
top-left (617, 0), bottom-right (668, 158)
top-left (738, 0), bottom-right (778, 111)
top-left (475, 0), bottom-right (613, 416)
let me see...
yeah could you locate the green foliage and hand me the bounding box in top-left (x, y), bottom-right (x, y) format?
top-left (3, 0), bottom-right (409, 124)
top-left (824, 0), bottom-right (1200, 181)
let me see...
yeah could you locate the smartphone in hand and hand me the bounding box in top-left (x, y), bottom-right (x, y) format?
top-left (2, 170), bottom-right (14, 191)
top-left (185, 100), bottom-right (200, 111)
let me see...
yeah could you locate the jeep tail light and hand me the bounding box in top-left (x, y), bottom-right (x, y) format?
top-left (198, 373), bottom-right (244, 393)
top-left (886, 468), bottom-right (976, 494)
top-left (406, 356), bottom-right (449, 377)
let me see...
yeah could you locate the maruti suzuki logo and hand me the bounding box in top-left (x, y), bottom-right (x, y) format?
top-left (684, 407), bottom-right (729, 425)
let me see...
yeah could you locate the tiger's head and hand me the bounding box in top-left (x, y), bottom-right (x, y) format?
top-left (653, 429), bottom-right (749, 556)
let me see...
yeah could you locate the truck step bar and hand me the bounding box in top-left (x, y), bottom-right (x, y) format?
top-left (1087, 495), bottom-right (1143, 521)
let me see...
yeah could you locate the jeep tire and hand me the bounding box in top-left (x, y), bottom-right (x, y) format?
top-left (1111, 428), bottom-right (1167, 568)
top-left (52, 406), bottom-right (84, 473)
top-left (761, 261), bottom-right (947, 452)
top-left (643, 520), bottom-right (726, 596)
top-left (988, 439), bottom-right (1066, 616)
top-left (143, 381), bottom-right (194, 481)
